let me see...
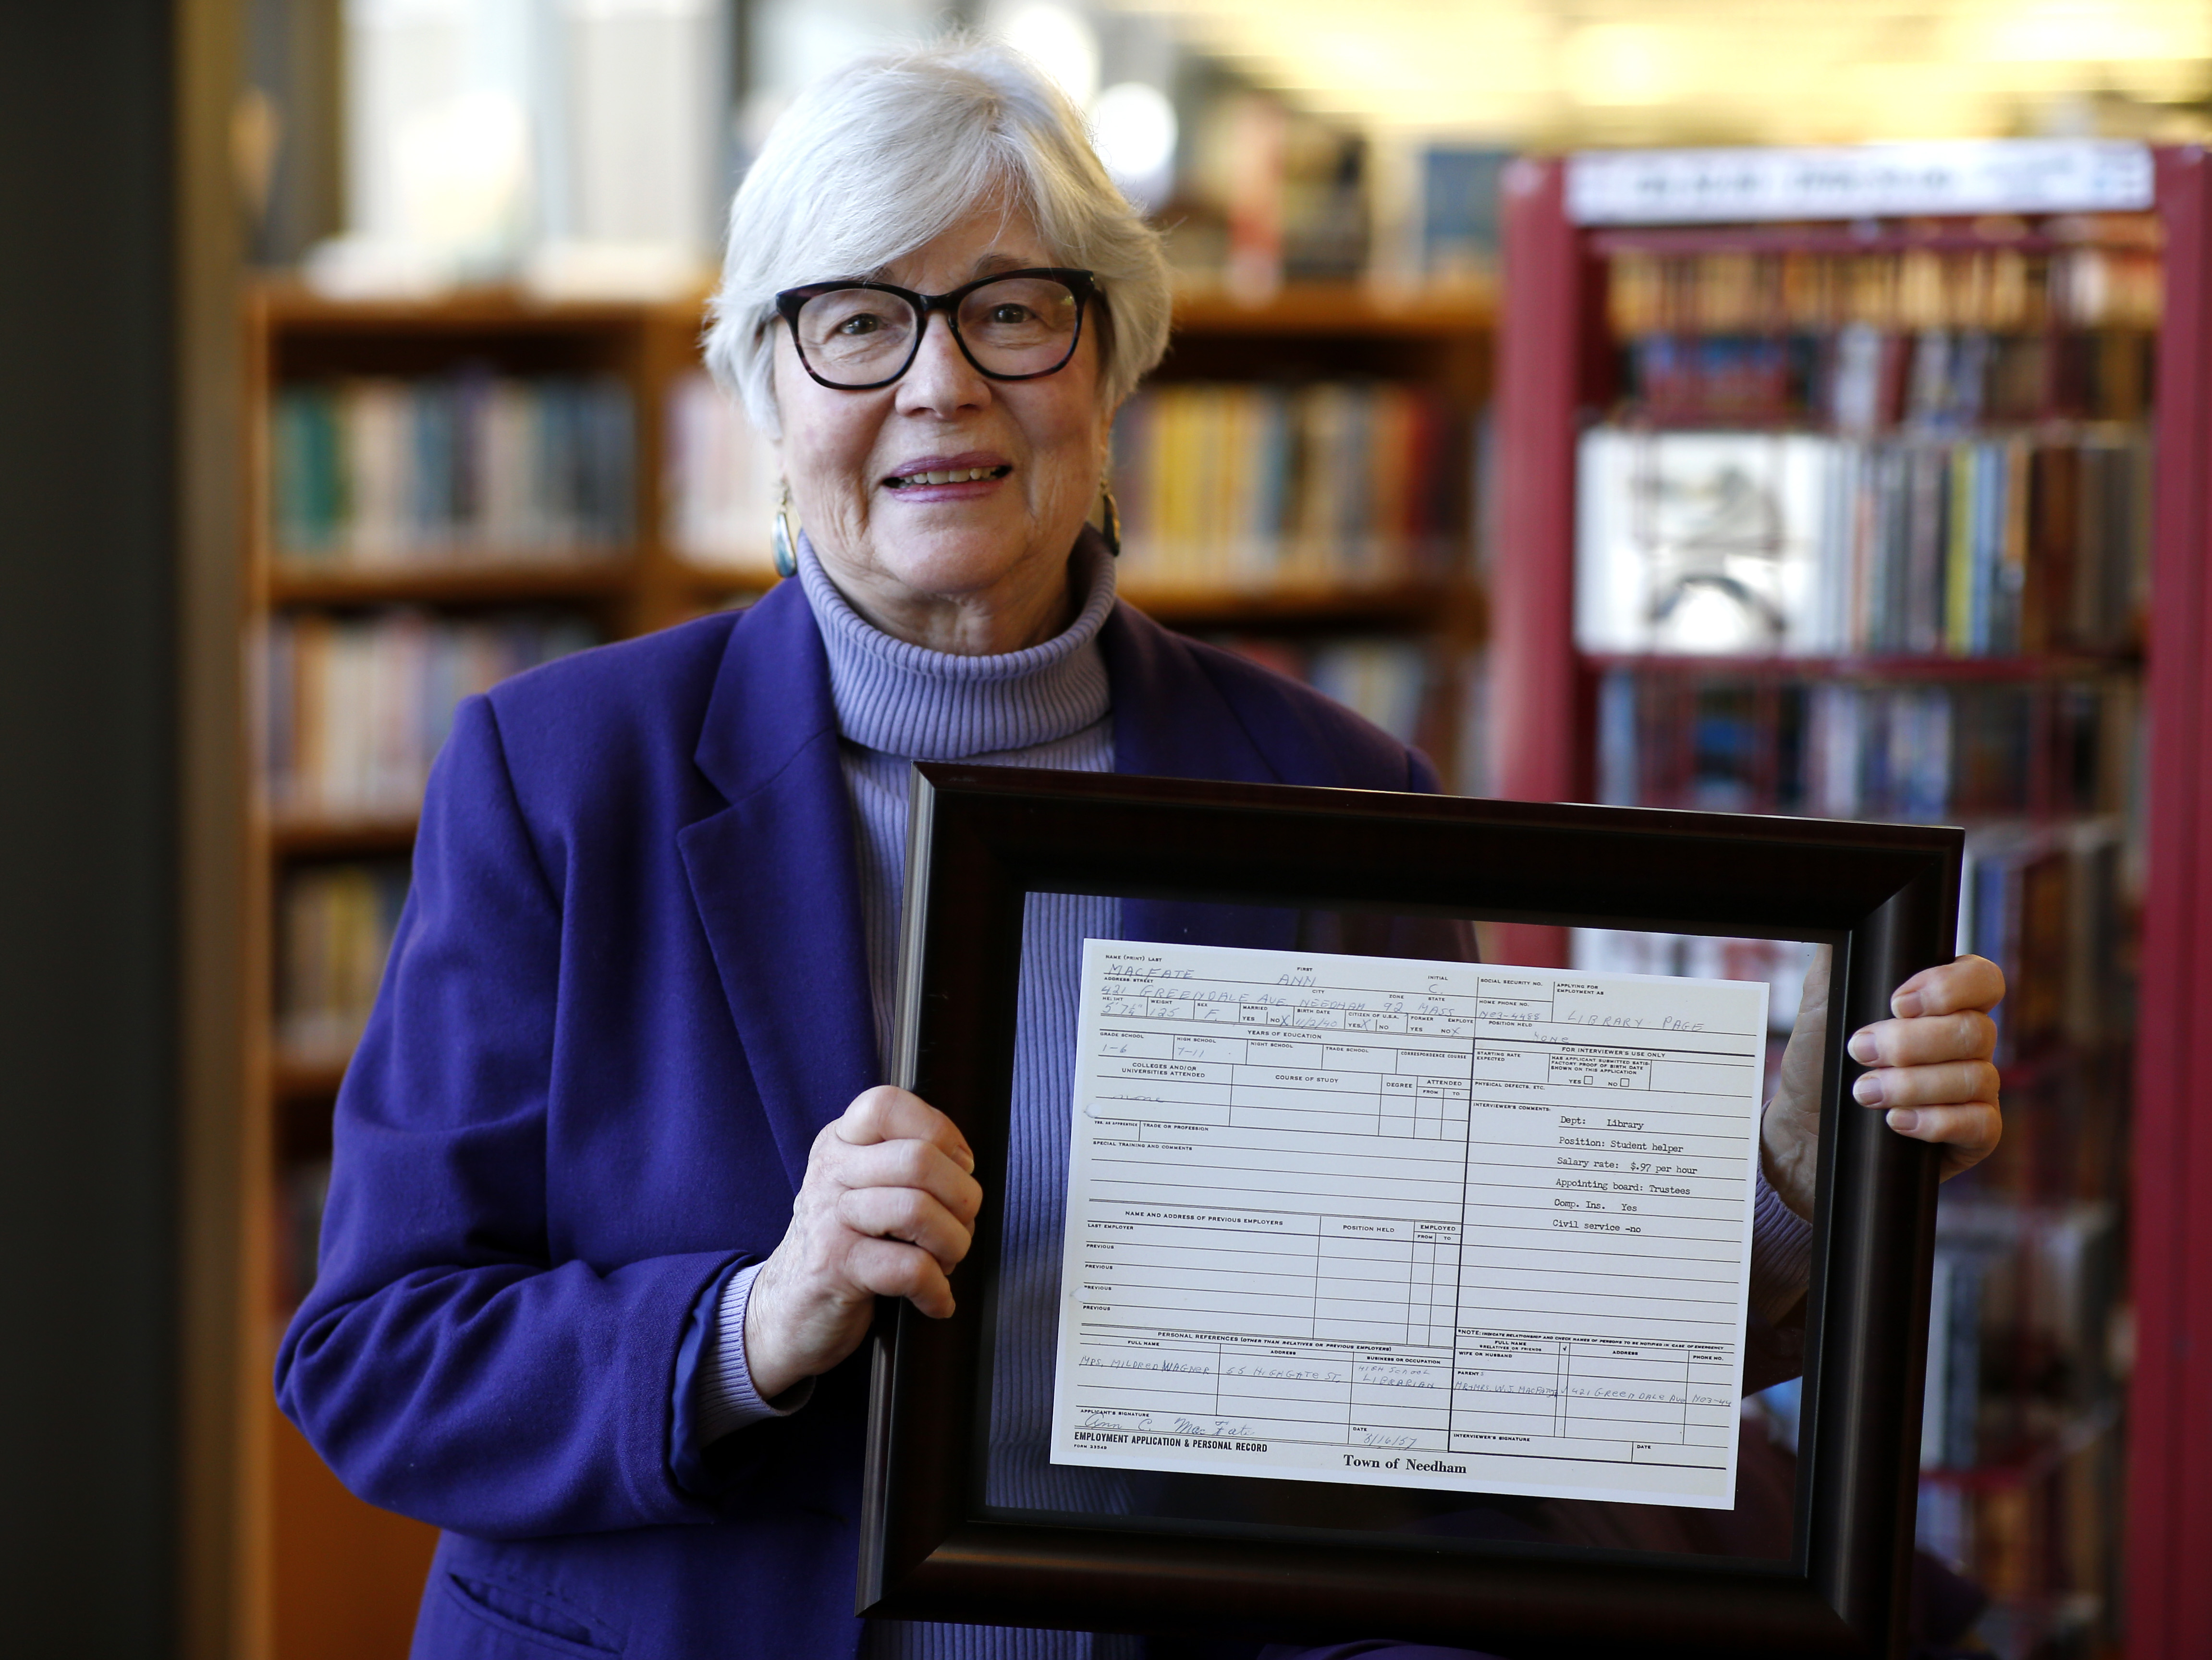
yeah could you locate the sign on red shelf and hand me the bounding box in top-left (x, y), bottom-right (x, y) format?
top-left (1567, 139), bottom-right (2153, 226)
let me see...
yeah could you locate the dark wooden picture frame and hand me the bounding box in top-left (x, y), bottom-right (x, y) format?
top-left (863, 764), bottom-right (1962, 1659)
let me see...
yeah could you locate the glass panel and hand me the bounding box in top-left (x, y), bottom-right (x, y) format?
top-left (971, 896), bottom-right (1830, 1570)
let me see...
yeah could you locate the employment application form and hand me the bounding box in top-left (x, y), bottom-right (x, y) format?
top-left (1047, 940), bottom-right (1769, 1508)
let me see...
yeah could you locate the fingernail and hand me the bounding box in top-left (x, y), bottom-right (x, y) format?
top-left (1886, 1108), bottom-right (1921, 1134)
top-left (1892, 991), bottom-right (1925, 1018)
top-left (1847, 1031), bottom-right (1878, 1065)
top-left (1853, 1073), bottom-right (1886, 1105)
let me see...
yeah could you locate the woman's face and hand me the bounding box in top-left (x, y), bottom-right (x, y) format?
top-left (771, 202), bottom-right (1112, 655)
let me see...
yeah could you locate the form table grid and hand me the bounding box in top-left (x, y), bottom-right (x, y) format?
top-left (1055, 942), bottom-right (1766, 1502)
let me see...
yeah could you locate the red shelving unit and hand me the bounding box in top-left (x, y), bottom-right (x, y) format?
top-left (1493, 144), bottom-right (2212, 1655)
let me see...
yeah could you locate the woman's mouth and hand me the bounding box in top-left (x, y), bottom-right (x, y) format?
top-left (884, 464), bottom-right (1013, 489)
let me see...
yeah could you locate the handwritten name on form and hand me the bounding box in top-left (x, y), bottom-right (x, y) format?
top-left (1048, 940), bottom-right (1769, 1508)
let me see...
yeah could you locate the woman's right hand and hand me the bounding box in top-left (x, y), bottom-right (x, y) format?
top-left (741, 1086), bottom-right (982, 1401)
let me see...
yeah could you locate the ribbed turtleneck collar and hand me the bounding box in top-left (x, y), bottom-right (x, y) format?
top-left (794, 530), bottom-right (1116, 760)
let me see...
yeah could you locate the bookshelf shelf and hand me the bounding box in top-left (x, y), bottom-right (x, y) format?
top-left (1122, 578), bottom-right (1471, 631)
top-left (266, 566), bottom-right (637, 610)
top-left (1169, 282), bottom-right (1493, 336)
top-left (253, 281), bottom-right (677, 331)
top-left (1579, 652), bottom-right (2135, 683)
top-left (268, 816), bottom-right (419, 858)
top-left (1588, 227), bottom-right (2159, 259)
top-left (257, 280), bottom-right (1494, 337)
top-left (272, 1056), bottom-right (351, 1102)
top-left (1585, 415), bottom-right (2151, 436)
top-left (269, 560), bottom-right (638, 607)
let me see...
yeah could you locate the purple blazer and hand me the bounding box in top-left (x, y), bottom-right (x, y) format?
top-left (275, 575), bottom-right (1454, 1659)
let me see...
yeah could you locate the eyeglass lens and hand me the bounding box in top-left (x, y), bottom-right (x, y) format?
top-left (794, 275), bottom-right (1081, 386)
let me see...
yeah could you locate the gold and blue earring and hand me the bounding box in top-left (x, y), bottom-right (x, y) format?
top-left (771, 482), bottom-right (799, 579)
top-left (1099, 479), bottom-right (1122, 557)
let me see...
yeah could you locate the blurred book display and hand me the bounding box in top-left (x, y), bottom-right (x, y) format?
top-left (271, 375), bottom-right (635, 563)
top-left (1493, 141), bottom-right (2174, 1660)
top-left (1594, 672), bottom-right (2137, 825)
top-left (262, 610), bottom-right (597, 818)
top-left (276, 860), bottom-right (410, 1069)
top-left (1576, 427), bottom-right (2147, 658)
top-left (1919, 1197), bottom-right (2122, 1641)
top-left (1606, 235), bottom-right (2159, 425)
top-left (663, 369), bottom-right (778, 576)
top-left (1112, 381), bottom-right (1460, 590)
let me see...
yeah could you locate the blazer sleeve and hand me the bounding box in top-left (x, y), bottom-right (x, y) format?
top-left (273, 694), bottom-right (739, 1539)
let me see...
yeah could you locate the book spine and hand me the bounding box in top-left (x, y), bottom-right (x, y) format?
top-left (1108, 379), bottom-right (1454, 588)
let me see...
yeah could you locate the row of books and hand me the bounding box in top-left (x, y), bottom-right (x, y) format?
top-left (277, 858), bottom-right (409, 1065)
top-left (1919, 1199), bottom-right (2120, 1608)
top-left (1923, 1202), bottom-right (2121, 1476)
top-left (1606, 237), bottom-right (2163, 337)
top-left (1110, 382), bottom-right (1464, 589)
top-left (263, 610), bottom-right (598, 818)
top-left (1960, 820), bottom-right (2127, 1062)
top-left (1623, 327), bottom-right (2152, 428)
top-left (1597, 671), bottom-right (2134, 829)
top-left (270, 374), bottom-right (635, 562)
top-left (665, 373), bottom-right (1475, 594)
top-left (1577, 426), bottom-right (2148, 658)
top-left (1920, 1221), bottom-right (2123, 1629)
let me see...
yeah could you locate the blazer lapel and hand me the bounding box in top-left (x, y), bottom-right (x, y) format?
top-left (1101, 599), bottom-right (1299, 952)
top-left (679, 581), bottom-right (879, 1191)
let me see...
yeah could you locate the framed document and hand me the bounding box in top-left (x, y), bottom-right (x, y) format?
top-left (862, 765), bottom-right (1960, 1658)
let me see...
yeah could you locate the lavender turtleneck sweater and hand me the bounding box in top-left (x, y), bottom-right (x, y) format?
top-left (689, 537), bottom-right (1814, 1660)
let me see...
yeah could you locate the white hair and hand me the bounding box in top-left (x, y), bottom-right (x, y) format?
top-left (702, 36), bottom-right (1173, 438)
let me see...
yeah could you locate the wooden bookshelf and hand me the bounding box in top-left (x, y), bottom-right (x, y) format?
top-left (232, 279), bottom-right (1493, 1657)
top-left (1492, 146), bottom-right (2211, 1658)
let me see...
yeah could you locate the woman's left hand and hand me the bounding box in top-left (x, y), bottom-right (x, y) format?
top-left (1761, 950), bottom-right (2006, 1218)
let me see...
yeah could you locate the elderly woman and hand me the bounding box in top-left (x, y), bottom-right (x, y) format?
top-left (276, 38), bottom-right (2005, 1660)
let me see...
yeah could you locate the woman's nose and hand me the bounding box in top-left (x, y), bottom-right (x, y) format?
top-left (896, 310), bottom-right (990, 414)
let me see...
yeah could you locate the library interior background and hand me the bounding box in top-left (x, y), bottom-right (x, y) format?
top-left (15, 1), bottom-right (2212, 1657)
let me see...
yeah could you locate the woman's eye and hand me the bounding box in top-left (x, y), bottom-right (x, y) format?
top-left (988, 304), bottom-right (1033, 325)
top-left (836, 314), bottom-right (882, 336)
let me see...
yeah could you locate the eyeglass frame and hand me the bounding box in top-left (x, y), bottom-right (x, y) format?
top-left (771, 267), bottom-right (1100, 391)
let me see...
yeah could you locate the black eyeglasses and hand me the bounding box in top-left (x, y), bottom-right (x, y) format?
top-left (773, 267), bottom-right (1097, 390)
